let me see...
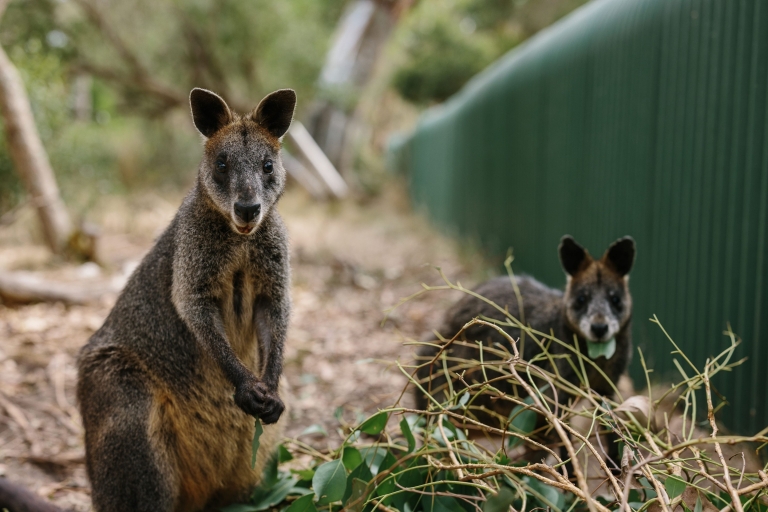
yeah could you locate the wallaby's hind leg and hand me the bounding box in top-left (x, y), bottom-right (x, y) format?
top-left (78, 346), bottom-right (176, 512)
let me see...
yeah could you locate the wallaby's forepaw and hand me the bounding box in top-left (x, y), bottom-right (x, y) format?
top-left (234, 380), bottom-right (285, 424)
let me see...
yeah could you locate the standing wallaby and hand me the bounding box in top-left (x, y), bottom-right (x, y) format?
top-left (415, 236), bottom-right (636, 423)
top-left (74, 88), bottom-right (296, 512)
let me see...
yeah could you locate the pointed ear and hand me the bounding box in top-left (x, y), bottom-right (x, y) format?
top-left (559, 235), bottom-right (592, 276)
top-left (251, 89), bottom-right (296, 139)
top-left (190, 88), bottom-right (232, 138)
top-left (602, 237), bottom-right (636, 276)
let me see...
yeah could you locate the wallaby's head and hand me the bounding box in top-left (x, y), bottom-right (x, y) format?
top-left (189, 88), bottom-right (296, 235)
top-left (559, 236), bottom-right (636, 343)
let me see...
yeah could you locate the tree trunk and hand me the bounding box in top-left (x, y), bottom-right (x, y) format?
top-left (0, 43), bottom-right (72, 254)
top-left (307, 0), bottom-right (414, 176)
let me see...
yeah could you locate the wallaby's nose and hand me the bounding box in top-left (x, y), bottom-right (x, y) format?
top-left (591, 323), bottom-right (609, 338)
top-left (234, 202), bottom-right (261, 223)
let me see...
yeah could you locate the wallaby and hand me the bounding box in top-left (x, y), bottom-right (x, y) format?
top-left (78, 88), bottom-right (295, 511)
top-left (0, 88), bottom-right (297, 512)
top-left (414, 236), bottom-right (636, 424)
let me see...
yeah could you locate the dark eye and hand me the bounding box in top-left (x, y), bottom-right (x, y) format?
top-left (610, 294), bottom-right (622, 307)
top-left (215, 157), bottom-right (227, 172)
top-left (263, 159), bottom-right (273, 174)
top-left (576, 294), bottom-right (588, 307)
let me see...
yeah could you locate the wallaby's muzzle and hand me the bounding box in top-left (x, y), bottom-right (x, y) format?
top-left (234, 202), bottom-right (261, 223)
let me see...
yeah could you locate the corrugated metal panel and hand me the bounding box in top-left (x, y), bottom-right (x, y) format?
top-left (401, 0), bottom-right (768, 433)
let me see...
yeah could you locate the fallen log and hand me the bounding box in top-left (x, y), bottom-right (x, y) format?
top-left (0, 477), bottom-right (66, 512)
top-left (0, 271), bottom-right (118, 305)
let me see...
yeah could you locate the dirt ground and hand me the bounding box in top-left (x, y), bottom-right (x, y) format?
top-left (0, 182), bottom-right (492, 510)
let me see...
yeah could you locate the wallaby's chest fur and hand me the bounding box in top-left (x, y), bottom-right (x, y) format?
top-left (79, 195), bottom-right (287, 510)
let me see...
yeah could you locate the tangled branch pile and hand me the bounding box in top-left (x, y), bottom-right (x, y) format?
top-left (229, 275), bottom-right (768, 512)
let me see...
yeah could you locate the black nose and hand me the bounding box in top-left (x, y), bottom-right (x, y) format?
top-left (234, 202), bottom-right (261, 223)
top-left (591, 323), bottom-right (609, 338)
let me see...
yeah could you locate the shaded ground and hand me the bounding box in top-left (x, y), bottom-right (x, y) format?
top-left (0, 183), bottom-right (491, 510)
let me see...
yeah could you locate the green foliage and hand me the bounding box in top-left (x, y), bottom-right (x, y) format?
top-left (358, 411), bottom-right (388, 435)
top-left (506, 395), bottom-right (536, 448)
top-left (392, 8), bottom-right (495, 104)
top-left (0, 0), bottom-right (72, 210)
top-left (390, 0), bottom-right (590, 105)
top-left (0, 0), bottom-right (345, 212)
top-left (252, 419), bottom-right (264, 469)
top-left (664, 475), bottom-right (687, 500)
top-left (312, 459), bottom-right (346, 504)
top-left (227, 274), bottom-right (768, 512)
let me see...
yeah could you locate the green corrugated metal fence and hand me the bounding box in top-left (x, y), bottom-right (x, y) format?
top-left (398, 0), bottom-right (768, 433)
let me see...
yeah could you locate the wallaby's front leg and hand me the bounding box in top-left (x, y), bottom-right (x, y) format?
top-left (179, 298), bottom-right (284, 423)
top-left (244, 295), bottom-right (287, 424)
top-left (178, 299), bottom-right (260, 394)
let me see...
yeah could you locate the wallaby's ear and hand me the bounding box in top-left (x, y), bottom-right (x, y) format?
top-left (559, 235), bottom-right (591, 276)
top-left (602, 236), bottom-right (636, 277)
top-left (190, 88), bottom-right (232, 138)
top-left (251, 89), bottom-right (296, 139)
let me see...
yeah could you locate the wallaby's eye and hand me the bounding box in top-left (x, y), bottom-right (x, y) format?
top-left (215, 157), bottom-right (227, 172)
top-left (610, 294), bottom-right (622, 307)
top-left (575, 294), bottom-right (588, 307)
top-left (263, 159), bottom-right (273, 174)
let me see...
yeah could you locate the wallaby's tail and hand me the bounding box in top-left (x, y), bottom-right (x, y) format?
top-left (0, 478), bottom-right (65, 512)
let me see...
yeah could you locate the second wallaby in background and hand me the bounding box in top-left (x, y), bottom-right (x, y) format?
top-left (415, 236), bottom-right (636, 422)
top-left (76, 88), bottom-right (296, 512)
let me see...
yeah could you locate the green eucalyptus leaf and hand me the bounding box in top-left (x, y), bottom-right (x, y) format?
top-left (346, 478), bottom-right (370, 512)
top-left (219, 505), bottom-right (260, 512)
top-left (507, 396), bottom-right (537, 448)
top-left (431, 495), bottom-right (466, 512)
top-left (290, 468), bottom-right (315, 482)
top-left (359, 411), bottom-right (388, 435)
top-left (483, 486), bottom-right (517, 512)
top-left (360, 445), bottom-right (389, 474)
top-left (587, 338), bottom-right (616, 360)
top-left (278, 444), bottom-right (293, 463)
top-left (258, 455), bottom-right (279, 489)
top-left (250, 473), bottom-right (299, 511)
top-left (378, 451), bottom-right (397, 476)
top-left (342, 460), bottom-right (374, 505)
top-left (392, 461), bottom-right (427, 510)
top-left (665, 475), bottom-right (687, 500)
top-left (524, 475), bottom-right (565, 510)
top-left (283, 494), bottom-right (316, 512)
top-left (298, 424), bottom-right (328, 437)
top-left (283, 493), bottom-right (317, 512)
top-left (313, 459), bottom-right (346, 504)
top-left (251, 419), bottom-right (263, 469)
top-left (342, 446), bottom-right (363, 471)
top-left (400, 417), bottom-right (416, 453)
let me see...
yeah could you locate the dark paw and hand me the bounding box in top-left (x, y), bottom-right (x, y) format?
top-left (234, 380), bottom-right (285, 424)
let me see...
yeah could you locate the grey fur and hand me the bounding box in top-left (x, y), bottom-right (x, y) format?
top-left (77, 89), bottom-right (296, 512)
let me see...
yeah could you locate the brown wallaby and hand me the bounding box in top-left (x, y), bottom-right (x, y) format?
top-left (0, 88), bottom-right (297, 512)
top-left (414, 235), bottom-right (636, 424)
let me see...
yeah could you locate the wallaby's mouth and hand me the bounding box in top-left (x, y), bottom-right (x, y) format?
top-left (235, 224), bottom-right (255, 235)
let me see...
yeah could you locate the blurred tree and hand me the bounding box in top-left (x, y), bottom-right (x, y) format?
top-left (307, 0), bottom-right (410, 172)
top-left (0, 0), bottom-right (73, 254)
top-left (63, 0), bottom-right (345, 116)
top-left (393, 12), bottom-right (493, 104)
top-left (0, 0), bottom-right (346, 217)
top-left (391, 0), bottom-right (589, 105)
